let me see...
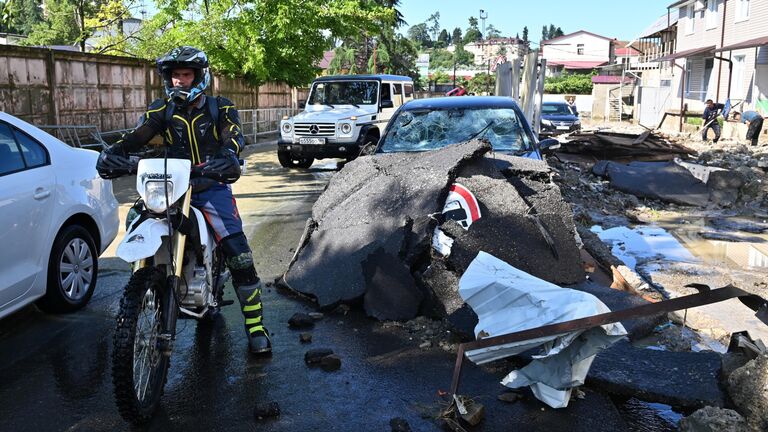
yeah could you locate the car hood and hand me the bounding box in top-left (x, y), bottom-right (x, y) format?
top-left (294, 106), bottom-right (376, 122)
top-left (541, 114), bottom-right (578, 122)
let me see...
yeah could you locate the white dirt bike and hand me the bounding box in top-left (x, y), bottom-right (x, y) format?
top-left (110, 158), bottom-right (231, 424)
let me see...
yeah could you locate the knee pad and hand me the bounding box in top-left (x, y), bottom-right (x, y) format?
top-left (220, 232), bottom-right (251, 261)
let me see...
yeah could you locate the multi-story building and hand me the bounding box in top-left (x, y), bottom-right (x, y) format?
top-left (541, 30), bottom-right (617, 75)
top-left (447, 37), bottom-right (529, 67)
top-left (665, 0), bottom-right (768, 114)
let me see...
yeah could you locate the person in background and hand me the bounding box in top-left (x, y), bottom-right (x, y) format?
top-left (565, 96), bottom-right (578, 115)
top-left (702, 99), bottom-right (724, 143)
top-left (733, 110), bottom-right (764, 146)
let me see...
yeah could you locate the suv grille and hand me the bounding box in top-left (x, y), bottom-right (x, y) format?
top-left (295, 123), bottom-right (335, 137)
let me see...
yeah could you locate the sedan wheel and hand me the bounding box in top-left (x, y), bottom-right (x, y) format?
top-left (37, 225), bottom-right (99, 313)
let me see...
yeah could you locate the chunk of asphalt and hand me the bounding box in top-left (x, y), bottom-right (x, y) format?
top-left (592, 161), bottom-right (710, 207)
top-left (299, 333), bottom-right (312, 344)
top-left (679, 406), bottom-right (748, 432)
top-left (319, 354), bottom-right (342, 371)
top-left (288, 312), bottom-right (315, 329)
top-left (587, 340), bottom-right (724, 409)
top-left (446, 214), bottom-right (584, 286)
top-left (362, 247), bottom-right (423, 321)
top-left (389, 417), bottom-right (412, 432)
top-left (304, 348), bottom-right (334, 365)
top-left (253, 401), bottom-right (280, 420)
top-left (566, 280), bottom-right (665, 340)
top-left (417, 259), bottom-right (462, 317)
top-left (284, 140), bottom-right (491, 308)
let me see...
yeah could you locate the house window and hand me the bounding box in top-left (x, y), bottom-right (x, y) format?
top-left (705, 0), bottom-right (718, 29)
top-left (702, 58), bottom-right (714, 100)
top-left (686, 4), bottom-right (696, 34)
top-left (577, 44), bottom-right (584, 55)
top-left (685, 65), bottom-right (693, 96)
top-left (735, 0), bottom-right (750, 21)
top-left (732, 55), bottom-right (746, 98)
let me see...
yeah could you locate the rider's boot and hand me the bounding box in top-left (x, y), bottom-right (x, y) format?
top-left (235, 280), bottom-right (272, 355)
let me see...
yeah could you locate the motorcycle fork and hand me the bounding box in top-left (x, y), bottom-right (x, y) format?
top-left (159, 186), bottom-right (193, 357)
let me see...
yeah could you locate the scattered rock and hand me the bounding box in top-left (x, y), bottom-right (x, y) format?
top-left (726, 355), bottom-right (768, 431)
top-left (497, 391), bottom-right (522, 403)
top-left (299, 333), bottom-right (313, 344)
top-left (253, 401), bottom-right (280, 420)
top-left (418, 341), bottom-right (432, 349)
top-left (459, 401), bottom-right (485, 426)
top-left (678, 406), bottom-right (749, 432)
top-left (288, 312), bottom-right (315, 329)
top-left (308, 312), bottom-right (324, 320)
top-left (389, 417), bottom-right (412, 432)
top-left (319, 354), bottom-right (342, 371)
top-left (304, 348), bottom-right (334, 365)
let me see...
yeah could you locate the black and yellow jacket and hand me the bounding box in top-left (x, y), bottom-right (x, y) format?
top-left (113, 95), bottom-right (245, 164)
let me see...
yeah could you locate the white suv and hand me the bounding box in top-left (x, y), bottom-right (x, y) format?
top-left (278, 74), bottom-right (415, 168)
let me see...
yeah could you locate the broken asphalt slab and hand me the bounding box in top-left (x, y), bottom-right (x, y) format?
top-left (592, 160), bottom-right (745, 208)
top-left (284, 140), bottom-right (491, 309)
top-left (284, 141), bottom-right (585, 323)
top-left (587, 340), bottom-right (725, 409)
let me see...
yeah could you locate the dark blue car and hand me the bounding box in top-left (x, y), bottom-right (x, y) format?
top-left (539, 101), bottom-right (581, 137)
top-left (375, 96), bottom-right (559, 160)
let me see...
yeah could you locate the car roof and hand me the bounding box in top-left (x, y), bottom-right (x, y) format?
top-left (400, 96), bottom-right (522, 111)
top-left (314, 74), bottom-right (413, 83)
top-left (543, 101), bottom-right (568, 105)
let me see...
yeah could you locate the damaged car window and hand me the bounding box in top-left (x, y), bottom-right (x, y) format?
top-left (379, 108), bottom-right (532, 153)
top-left (308, 81), bottom-right (379, 106)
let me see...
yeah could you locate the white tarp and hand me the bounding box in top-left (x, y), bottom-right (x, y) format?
top-left (458, 251), bottom-right (627, 408)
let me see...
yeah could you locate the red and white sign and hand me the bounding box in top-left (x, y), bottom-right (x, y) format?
top-left (442, 183), bottom-right (481, 229)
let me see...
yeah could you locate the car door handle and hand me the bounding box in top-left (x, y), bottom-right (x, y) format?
top-left (33, 188), bottom-right (51, 200)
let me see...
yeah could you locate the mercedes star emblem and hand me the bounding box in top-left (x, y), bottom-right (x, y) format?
top-left (309, 124), bottom-right (319, 135)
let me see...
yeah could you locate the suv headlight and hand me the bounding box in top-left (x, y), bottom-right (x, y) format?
top-left (281, 122), bottom-right (292, 133)
top-left (339, 122), bottom-right (352, 135)
top-left (541, 119), bottom-right (552, 126)
top-left (574, 119), bottom-right (581, 126)
top-left (145, 181), bottom-right (174, 213)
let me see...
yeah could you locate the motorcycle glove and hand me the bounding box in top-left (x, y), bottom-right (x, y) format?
top-left (96, 146), bottom-right (132, 179)
top-left (201, 149), bottom-right (241, 183)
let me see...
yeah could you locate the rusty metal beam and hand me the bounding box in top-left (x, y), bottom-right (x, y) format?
top-left (450, 284), bottom-right (768, 396)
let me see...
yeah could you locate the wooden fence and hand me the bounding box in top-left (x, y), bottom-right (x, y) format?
top-left (0, 45), bottom-right (302, 131)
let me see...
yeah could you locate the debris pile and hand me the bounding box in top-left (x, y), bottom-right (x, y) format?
top-left (559, 130), bottom-right (696, 160)
top-left (282, 140), bottom-right (584, 322)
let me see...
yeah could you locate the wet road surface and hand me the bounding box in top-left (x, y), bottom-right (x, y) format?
top-left (0, 147), bottom-right (636, 431)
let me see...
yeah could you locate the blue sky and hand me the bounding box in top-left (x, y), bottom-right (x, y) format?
top-left (397, 0), bottom-right (676, 43)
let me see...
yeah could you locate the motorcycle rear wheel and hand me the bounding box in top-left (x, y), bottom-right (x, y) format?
top-left (112, 266), bottom-right (171, 424)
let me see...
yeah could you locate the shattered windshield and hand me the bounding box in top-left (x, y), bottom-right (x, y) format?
top-left (379, 108), bottom-right (533, 153)
top-left (308, 81), bottom-right (378, 106)
top-left (542, 104), bottom-right (575, 116)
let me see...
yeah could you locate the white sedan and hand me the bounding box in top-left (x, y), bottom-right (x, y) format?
top-left (0, 112), bottom-right (119, 318)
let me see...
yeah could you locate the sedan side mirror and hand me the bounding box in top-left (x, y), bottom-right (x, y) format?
top-left (538, 138), bottom-right (561, 154)
top-left (298, 100), bottom-right (306, 109)
top-left (380, 100), bottom-right (394, 109)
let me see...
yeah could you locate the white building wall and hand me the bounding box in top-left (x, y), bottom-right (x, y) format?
top-left (542, 33), bottom-right (612, 63)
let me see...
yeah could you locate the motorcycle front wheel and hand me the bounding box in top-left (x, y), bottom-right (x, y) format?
top-left (112, 266), bottom-right (171, 424)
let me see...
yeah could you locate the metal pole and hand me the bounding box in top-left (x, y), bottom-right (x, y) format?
top-left (715, 0), bottom-right (729, 101)
top-left (679, 60), bottom-right (686, 132)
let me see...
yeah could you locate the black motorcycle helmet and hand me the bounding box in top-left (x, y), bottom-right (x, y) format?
top-left (156, 46), bottom-right (211, 106)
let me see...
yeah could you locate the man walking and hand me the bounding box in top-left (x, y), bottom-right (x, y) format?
top-left (702, 99), bottom-right (724, 143)
top-left (734, 110), bottom-right (764, 146)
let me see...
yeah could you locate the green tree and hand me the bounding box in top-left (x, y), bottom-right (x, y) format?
top-left (554, 26), bottom-right (564, 38)
top-left (522, 26), bottom-right (528, 44)
top-left (426, 11), bottom-right (439, 41)
top-left (328, 46), bottom-right (358, 74)
top-left (463, 16), bottom-right (481, 44)
top-left (4, 0), bottom-right (42, 34)
top-left (132, 0), bottom-right (393, 86)
top-left (454, 45), bottom-right (474, 66)
top-left (544, 71), bottom-right (595, 94)
top-left (451, 27), bottom-right (461, 45)
top-left (485, 24), bottom-right (500, 39)
top-left (23, 0), bottom-right (79, 46)
top-left (407, 22), bottom-right (431, 48)
top-left (437, 28), bottom-right (450, 46)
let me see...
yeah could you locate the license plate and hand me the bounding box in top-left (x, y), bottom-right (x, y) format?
top-left (556, 126), bottom-right (570, 130)
top-left (298, 137), bottom-right (326, 144)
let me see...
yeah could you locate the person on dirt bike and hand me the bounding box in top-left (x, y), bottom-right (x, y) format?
top-left (96, 46), bottom-right (271, 355)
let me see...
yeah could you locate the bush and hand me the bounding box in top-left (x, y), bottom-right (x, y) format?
top-left (544, 71), bottom-right (595, 95)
